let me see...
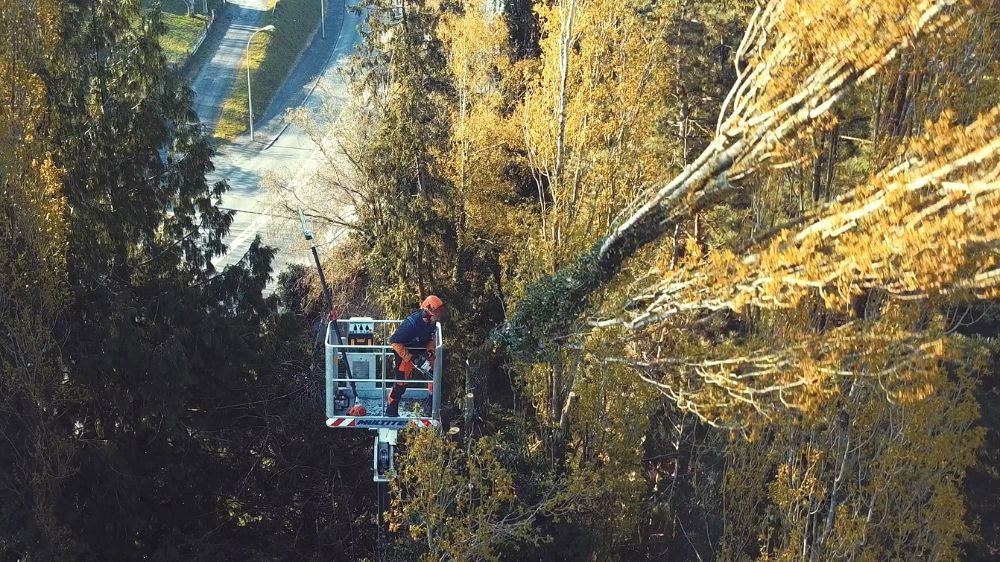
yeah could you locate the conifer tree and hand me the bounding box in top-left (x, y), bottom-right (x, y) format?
top-left (33, 1), bottom-right (282, 557)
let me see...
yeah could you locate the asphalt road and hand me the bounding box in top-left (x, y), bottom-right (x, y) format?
top-left (190, 0), bottom-right (267, 131)
top-left (186, 0), bottom-right (363, 282)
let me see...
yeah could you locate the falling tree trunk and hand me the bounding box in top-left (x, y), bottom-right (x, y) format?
top-left (824, 123), bottom-right (839, 200)
top-left (889, 66), bottom-right (910, 137)
top-left (811, 131), bottom-right (825, 203)
top-left (493, 0), bottom-right (965, 362)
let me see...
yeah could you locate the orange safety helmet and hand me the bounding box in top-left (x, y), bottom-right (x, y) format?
top-left (421, 295), bottom-right (445, 313)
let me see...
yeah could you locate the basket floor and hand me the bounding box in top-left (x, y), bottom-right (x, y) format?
top-left (335, 393), bottom-right (433, 418)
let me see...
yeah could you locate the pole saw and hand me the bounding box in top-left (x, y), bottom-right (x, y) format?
top-left (298, 209), bottom-right (358, 402)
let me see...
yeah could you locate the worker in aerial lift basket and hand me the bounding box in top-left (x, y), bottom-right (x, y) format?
top-left (385, 295), bottom-right (444, 417)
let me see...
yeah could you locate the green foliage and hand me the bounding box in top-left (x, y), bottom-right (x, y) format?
top-left (0, 1), bottom-right (383, 559)
top-left (41, 1), bottom-right (268, 557)
top-left (343, 0), bottom-right (509, 372)
top-left (388, 430), bottom-right (551, 562)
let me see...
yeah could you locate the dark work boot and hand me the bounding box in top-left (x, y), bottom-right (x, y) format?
top-left (385, 398), bottom-right (399, 417)
top-left (385, 381), bottom-right (405, 417)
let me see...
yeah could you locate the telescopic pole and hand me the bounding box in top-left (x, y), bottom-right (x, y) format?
top-left (299, 209), bottom-right (356, 398)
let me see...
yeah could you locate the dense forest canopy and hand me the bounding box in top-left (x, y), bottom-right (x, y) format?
top-left (2, 0), bottom-right (998, 561)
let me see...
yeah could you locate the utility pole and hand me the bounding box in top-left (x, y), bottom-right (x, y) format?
top-left (321, 0), bottom-right (326, 39)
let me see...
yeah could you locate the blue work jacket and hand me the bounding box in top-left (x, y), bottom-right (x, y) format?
top-left (390, 310), bottom-right (436, 348)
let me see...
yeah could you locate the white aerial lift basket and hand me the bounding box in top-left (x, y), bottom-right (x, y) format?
top-left (324, 317), bottom-right (443, 481)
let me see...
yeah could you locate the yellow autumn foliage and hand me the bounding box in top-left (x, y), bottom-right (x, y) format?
top-left (521, 0), bottom-right (675, 272)
top-left (632, 108), bottom-right (1000, 327)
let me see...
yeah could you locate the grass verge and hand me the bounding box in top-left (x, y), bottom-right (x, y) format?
top-left (141, 0), bottom-right (224, 66)
top-left (214, 0), bottom-right (323, 140)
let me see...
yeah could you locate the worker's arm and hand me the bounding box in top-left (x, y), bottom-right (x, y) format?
top-left (391, 342), bottom-right (411, 362)
top-left (390, 314), bottom-right (420, 362)
top-left (392, 341), bottom-right (414, 376)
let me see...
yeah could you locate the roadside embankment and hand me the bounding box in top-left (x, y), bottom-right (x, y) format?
top-left (141, 0), bottom-right (225, 66)
top-left (214, 0), bottom-right (324, 140)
